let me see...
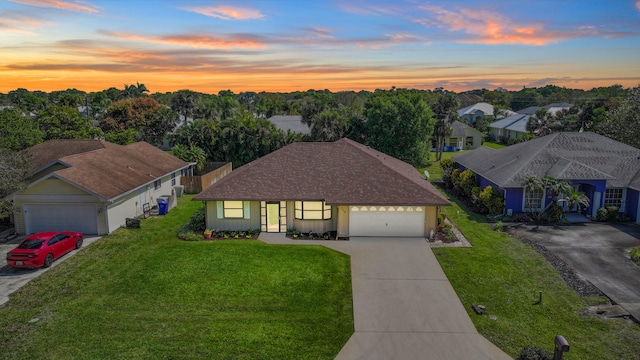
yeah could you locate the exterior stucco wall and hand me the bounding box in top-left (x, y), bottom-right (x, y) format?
top-left (626, 188), bottom-right (639, 223)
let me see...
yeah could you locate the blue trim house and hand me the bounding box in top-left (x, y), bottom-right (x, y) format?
top-left (452, 132), bottom-right (640, 223)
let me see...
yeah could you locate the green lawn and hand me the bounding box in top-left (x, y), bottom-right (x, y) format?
top-left (482, 141), bottom-right (507, 149)
top-left (421, 150), bottom-right (468, 180)
top-left (435, 193), bottom-right (640, 359)
top-left (0, 196), bottom-right (353, 360)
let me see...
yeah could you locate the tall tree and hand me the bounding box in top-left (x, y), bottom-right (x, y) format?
top-left (37, 106), bottom-right (101, 140)
top-left (431, 93), bottom-right (460, 161)
top-left (601, 85), bottom-right (640, 148)
top-left (120, 82), bottom-right (149, 99)
top-left (0, 108), bottom-right (44, 150)
top-left (0, 149), bottom-right (29, 218)
top-left (171, 90), bottom-right (197, 121)
top-left (363, 89), bottom-right (435, 166)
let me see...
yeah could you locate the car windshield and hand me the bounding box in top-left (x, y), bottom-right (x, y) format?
top-left (17, 239), bottom-right (45, 249)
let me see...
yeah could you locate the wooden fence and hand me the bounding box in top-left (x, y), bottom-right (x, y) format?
top-left (181, 162), bottom-right (232, 194)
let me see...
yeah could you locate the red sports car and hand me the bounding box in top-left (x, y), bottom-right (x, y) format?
top-left (6, 231), bottom-right (83, 269)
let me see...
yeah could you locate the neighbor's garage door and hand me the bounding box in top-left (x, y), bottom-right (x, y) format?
top-left (349, 206), bottom-right (425, 237)
top-left (24, 203), bottom-right (98, 234)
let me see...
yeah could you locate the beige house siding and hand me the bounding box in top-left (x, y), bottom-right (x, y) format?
top-left (107, 189), bottom-right (147, 233)
top-left (13, 179), bottom-right (105, 234)
top-left (425, 206), bottom-right (438, 237)
top-left (337, 206), bottom-right (349, 238)
top-left (286, 201), bottom-right (336, 234)
top-left (205, 201), bottom-right (261, 231)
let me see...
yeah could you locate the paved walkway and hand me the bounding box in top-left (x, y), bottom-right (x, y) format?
top-left (259, 233), bottom-right (511, 359)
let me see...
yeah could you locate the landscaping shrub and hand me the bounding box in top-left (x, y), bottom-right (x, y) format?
top-left (177, 206), bottom-right (206, 240)
top-left (629, 246), bottom-right (640, 266)
top-left (512, 213), bottom-right (533, 223)
top-left (515, 346), bottom-right (552, 360)
top-left (493, 221), bottom-right (503, 232)
top-left (459, 169), bottom-right (478, 198)
top-left (596, 207), bottom-right (609, 222)
top-left (546, 204), bottom-right (564, 223)
top-left (479, 186), bottom-right (504, 215)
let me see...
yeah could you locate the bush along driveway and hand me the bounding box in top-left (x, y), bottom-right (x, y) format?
top-left (0, 197), bottom-right (353, 360)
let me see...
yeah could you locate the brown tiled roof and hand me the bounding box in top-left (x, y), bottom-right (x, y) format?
top-left (194, 138), bottom-right (450, 206)
top-left (25, 140), bottom-right (189, 200)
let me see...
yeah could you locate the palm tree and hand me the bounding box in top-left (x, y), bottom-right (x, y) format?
top-left (558, 187), bottom-right (590, 213)
top-left (521, 176), bottom-right (544, 211)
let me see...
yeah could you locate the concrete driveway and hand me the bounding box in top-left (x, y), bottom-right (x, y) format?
top-left (0, 235), bottom-right (101, 306)
top-left (259, 233), bottom-right (511, 360)
top-left (506, 223), bottom-right (640, 321)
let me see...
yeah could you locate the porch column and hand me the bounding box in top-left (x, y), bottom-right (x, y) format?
top-left (591, 192), bottom-right (602, 218)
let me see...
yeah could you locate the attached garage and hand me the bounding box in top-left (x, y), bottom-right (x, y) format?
top-left (349, 206), bottom-right (425, 237)
top-left (24, 203), bottom-right (99, 235)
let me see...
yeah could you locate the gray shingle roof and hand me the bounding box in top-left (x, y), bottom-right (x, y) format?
top-left (194, 138), bottom-right (450, 206)
top-left (457, 102), bottom-right (494, 117)
top-left (488, 114), bottom-right (530, 132)
top-left (453, 132), bottom-right (640, 189)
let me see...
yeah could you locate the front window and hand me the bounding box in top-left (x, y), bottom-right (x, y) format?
top-left (154, 179), bottom-right (161, 190)
top-left (171, 173), bottom-right (176, 186)
top-left (604, 188), bottom-right (623, 207)
top-left (295, 201), bottom-right (331, 220)
top-left (466, 137), bottom-right (473, 147)
top-left (524, 188), bottom-right (543, 210)
top-left (223, 201), bottom-right (244, 218)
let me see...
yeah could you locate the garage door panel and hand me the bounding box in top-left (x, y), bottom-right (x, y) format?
top-left (349, 206), bottom-right (424, 237)
top-left (25, 203), bottom-right (98, 234)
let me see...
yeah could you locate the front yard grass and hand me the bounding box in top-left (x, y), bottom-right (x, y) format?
top-left (0, 196), bottom-right (353, 359)
top-left (435, 194), bottom-right (640, 359)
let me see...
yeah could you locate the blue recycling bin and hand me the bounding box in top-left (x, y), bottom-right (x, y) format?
top-left (157, 199), bottom-right (168, 215)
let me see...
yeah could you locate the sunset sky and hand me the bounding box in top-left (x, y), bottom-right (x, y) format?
top-left (1, 0), bottom-right (639, 94)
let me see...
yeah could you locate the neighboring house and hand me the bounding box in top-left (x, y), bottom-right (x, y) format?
top-left (457, 102), bottom-right (495, 125)
top-left (517, 102), bottom-right (572, 116)
top-left (267, 115), bottom-right (310, 135)
top-left (488, 113), bottom-right (531, 141)
top-left (488, 103), bottom-right (573, 141)
top-left (194, 138), bottom-right (450, 238)
top-left (448, 121), bottom-right (485, 150)
top-left (13, 140), bottom-right (191, 235)
top-left (452, 132), bottom-right (640, 224)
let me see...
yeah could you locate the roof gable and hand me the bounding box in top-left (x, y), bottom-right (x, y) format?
top-left (194, 138), bottom-right (450, 206)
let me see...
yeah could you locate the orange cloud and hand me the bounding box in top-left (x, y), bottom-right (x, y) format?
top-left (101, 31), bottom-right (267, 50)
top-left (0, 15), bottom-right (47, 34)
top-left (183, 5), bottom-right (264, 20)
top-left (9, 0), bottom-right (99, 13)
top-left (417, 5), bottom-right (586, 46)
top-left (637, 1), bottom-right (640, 11)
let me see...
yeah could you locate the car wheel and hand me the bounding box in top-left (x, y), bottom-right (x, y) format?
top-left (75, 237), bottom-right (83, 249)
top-left (43, 254), bottom-right (54, 268)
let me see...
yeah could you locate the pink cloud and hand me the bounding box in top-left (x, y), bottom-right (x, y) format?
top-left (101, 31), bottom-right (267, 50)
top-left (184, 5), bottom-right (264, 20)
top-left (9, 0), bottom-right (99, 13)
top-left (417, 5), bottom-right (591, 46)
top-left (636, 1), bottom-right (640, 11)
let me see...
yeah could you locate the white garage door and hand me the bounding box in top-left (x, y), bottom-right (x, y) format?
top-left (349, 206), bottom-right (425, 237)
top-left (24, 203), bottom-right (98, 234)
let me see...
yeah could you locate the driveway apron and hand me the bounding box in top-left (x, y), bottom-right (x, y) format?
top-left (259, 234), bottom-right (510, 359)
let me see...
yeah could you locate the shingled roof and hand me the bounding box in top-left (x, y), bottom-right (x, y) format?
top-left (453, 132), bottom-right (640, 189)
top-left (25, 140), bottom-right (190, 200)
top-left (194, 138), bottom-right (450, 206)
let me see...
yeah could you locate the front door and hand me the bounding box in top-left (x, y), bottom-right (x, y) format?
top-left (266, 202), bottom-right (280, 232)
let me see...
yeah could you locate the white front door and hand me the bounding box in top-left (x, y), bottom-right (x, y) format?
top-left (266, 202), bottom-right (280, 232)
